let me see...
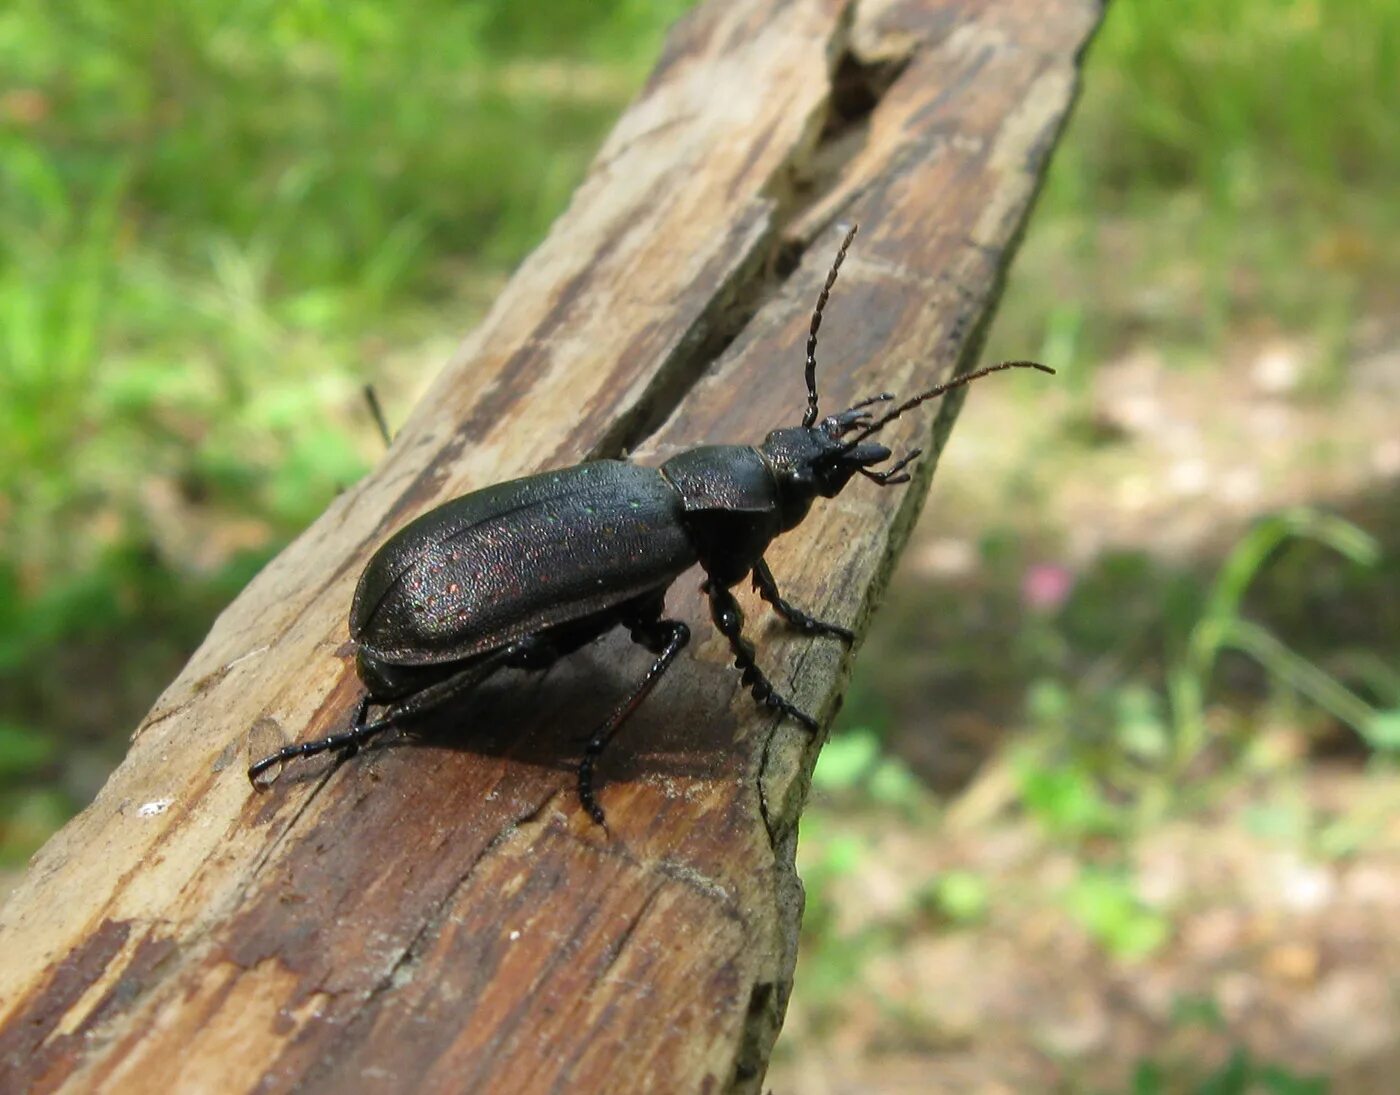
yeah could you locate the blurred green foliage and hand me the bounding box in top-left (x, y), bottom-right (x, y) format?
top-left (1012, 508), bottom-right (1390, 842)
top-left (812, 725), bottom-right (928, 814)
top-left (1130, 1048), bottom-right (1326, 1095)
top-left (918, 868), bottom-right (988, 926)
top-left (988, 0), bottom-right (1400, 381)
top-left (1064, 867), bottom-right (1169, 963)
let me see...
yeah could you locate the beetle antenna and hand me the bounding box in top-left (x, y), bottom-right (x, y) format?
top-left (844, 360), bottom-right (1054, 446)
top-left (803, 223), bottom-right (859, 429)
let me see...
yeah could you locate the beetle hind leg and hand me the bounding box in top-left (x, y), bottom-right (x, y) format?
top-left (247, 644), bottom-right (520, 787)
top-left (752, 558), bottom-right (853, 645)
top-left (706, 581), bottom-right (819, 734)
top-left (248, 695), bottom-right (375, 784)
top-left (577, 611), bottom-right (690, 827)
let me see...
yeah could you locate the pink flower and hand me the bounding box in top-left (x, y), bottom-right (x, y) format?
top-left (1021, 563), bottom-right (1074, 613)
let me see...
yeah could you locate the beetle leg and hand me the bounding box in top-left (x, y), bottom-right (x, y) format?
top-left (705, 581), bottom-right (819, 734)
top-left (248, 694), bottom-right (373, 784)
top-left (577, 614), bottom-right (690, 827)
top-left (751, 558), bottom-right (854, 645)
top-left (247, 646), bottom-right (518, 786)
top-left (338, 694), bottom-right (372, 759)
top-left (374, 644), bottom-right (527, 728)
top-left (859, 446), bottom-right (922, 486)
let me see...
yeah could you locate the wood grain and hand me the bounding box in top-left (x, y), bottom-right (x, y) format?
top-left (0, 1), bottom-right (1100, 1090)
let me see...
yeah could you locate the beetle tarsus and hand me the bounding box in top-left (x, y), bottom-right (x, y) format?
top-left (706, 583), bottom-right (818, 733)
top-left (751, 558), bottom-right (854, 645)
top-left (247, 648), bottom-right (521, 786)
top-left (248, 695), bottom-right (374, 785)
top-left (861, 446), bottom-right (922, 487)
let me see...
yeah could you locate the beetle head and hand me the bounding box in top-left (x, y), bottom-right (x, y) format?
top-left (759, 413), bottom-right (893, 529)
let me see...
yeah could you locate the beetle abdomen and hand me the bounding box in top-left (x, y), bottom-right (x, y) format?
top-left (351, 461), bottom-right (696, 664)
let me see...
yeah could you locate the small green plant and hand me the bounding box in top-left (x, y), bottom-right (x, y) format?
top-left (793, 821), bottom-right (888, 1019)
top-left (1065, 866), bottom-right (1169, 962)
top-left (1129, 1047), bottom-right (1327, 1095)
top-left (811, 726), bottom-right (927, 813)
top-left (1014, 746), bottom-right (1122, 841)
top-left (1018, 508), bottom-right (1389, 838)
top-left (1167, 508), bottom-right (1387, 772)
top-left (1126, 997), bottom-right (1329, 1092)
top-left (917, 868), bottom-right (989, 927)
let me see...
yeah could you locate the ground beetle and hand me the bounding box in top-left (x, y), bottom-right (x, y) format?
top-left (249, 225), bottom-right (1051, 824)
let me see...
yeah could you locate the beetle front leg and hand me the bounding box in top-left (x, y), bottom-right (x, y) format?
top-left (751, 558), bottom-right (854, 645)
top-left (705, 581), bottom-right (819, 733)
top-left (577, 614), bottom-right (691, 827)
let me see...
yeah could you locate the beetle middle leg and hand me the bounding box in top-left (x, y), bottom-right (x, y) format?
top-left (705, 581), bottom-right (819, 733)
top-left (751, 558), bottom-right (853, 644)
top-left (576, 604), bottom-right (690, 826)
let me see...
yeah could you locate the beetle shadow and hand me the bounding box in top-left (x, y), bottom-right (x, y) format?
top-left (297, 631), bottom-right (745, 788)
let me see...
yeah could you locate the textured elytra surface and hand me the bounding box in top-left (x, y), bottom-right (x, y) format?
top-left (0, 1), bottom-right (1100, 1091)
top-left (350, 461), bottom-right (695, 663)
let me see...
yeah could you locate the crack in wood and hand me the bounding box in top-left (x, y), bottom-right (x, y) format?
top-left (587, 6), bottom-right (919, 473)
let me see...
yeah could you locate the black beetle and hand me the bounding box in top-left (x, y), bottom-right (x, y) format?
top-left (249, 225), bottom-right (1051, 823)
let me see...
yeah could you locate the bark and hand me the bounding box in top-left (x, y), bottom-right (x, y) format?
top-left (0, 1), bottom-right (1101, 1090)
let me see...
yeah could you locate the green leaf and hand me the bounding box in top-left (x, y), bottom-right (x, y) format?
top-left (1066, 868), bottom-right (1170, 961)
top-left (812, 728), bottom-right (881, 792)
top-left (1017, 761), bottom-right (1115, 839)
top-left (1362, 709), bottom-right (1400, 752)
top-left (929, 869), bottom-right (989, 925)
top-left (867, 758), bottom-right (923, 809)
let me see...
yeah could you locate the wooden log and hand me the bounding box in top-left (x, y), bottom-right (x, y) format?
top-left (0, 0), bottom-right (1100, 1090)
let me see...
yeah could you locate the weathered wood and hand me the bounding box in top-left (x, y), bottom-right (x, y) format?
top-left (0, 1), bottom-right (1099, 1090)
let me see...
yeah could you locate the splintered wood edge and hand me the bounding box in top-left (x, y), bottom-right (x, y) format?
top-left (0, 1), bottom-right (1101, 1092)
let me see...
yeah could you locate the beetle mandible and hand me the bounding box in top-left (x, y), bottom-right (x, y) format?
top-left (248, 225), bottom-right (1052, 824)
